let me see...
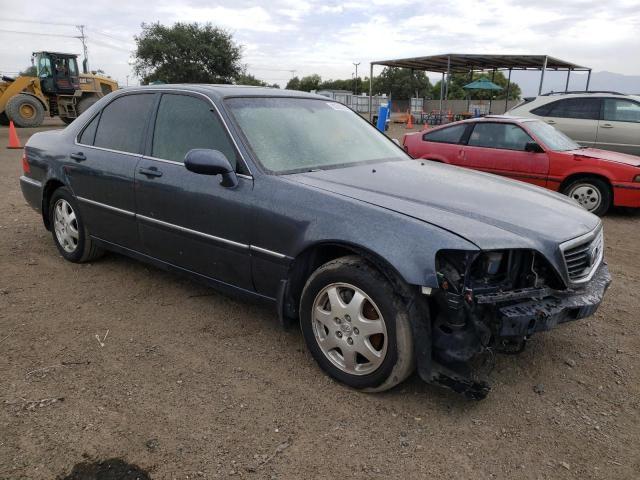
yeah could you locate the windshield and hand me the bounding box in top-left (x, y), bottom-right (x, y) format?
top-left (226, 97), bottom-right (406, 173)
top-left (526, 120), bottom-right (581, 151)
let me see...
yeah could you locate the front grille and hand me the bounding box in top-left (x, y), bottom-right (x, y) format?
top-left (562, 228), bottom-right (604, 283)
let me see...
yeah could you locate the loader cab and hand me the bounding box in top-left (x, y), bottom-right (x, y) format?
top-left (33, 52), bottom-right (80, 95)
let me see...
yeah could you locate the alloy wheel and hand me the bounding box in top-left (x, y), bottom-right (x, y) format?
top-left (311, 282), bottom-right (387, 375)
top-left (53, 199), bottom-right (79, 253)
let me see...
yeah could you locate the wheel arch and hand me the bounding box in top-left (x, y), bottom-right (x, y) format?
top-left (41, 178), bottom-right (67, 230)
top-left (11, 91), bottom-right (48, 111)
top-left (279, 240), bottom-right (416, 327)
top-left (559, 172), bottom-right (613, 194)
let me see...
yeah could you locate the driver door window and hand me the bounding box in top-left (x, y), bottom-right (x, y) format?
top-left (151, 93), bottom-right (239, 170)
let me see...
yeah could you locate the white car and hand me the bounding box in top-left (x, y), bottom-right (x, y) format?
top-left (508, 92), bottom-right (640, 156)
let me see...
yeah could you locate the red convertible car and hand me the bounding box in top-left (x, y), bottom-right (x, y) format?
top-left (403, 116), bottom-right (640, 215)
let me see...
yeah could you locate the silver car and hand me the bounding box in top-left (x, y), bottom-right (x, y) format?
top-left (508, 92), bottom-right (640, 156)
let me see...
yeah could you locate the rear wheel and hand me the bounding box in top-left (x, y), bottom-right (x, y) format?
top-left (300, 256), bottom-right (415, 392)
top-left (77, 96), bottom-right (98, 115)
top-left (48, 187), bottom-right (104, 263)
top-left (6, 94), bottom-right (45, 127)
top-left (562, 177), bottom-right (611, 216)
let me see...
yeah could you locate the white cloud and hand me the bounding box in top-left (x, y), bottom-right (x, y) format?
top-left (0, 0), bottom-right (638, 88)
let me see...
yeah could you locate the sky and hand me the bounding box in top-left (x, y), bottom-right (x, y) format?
top-left (1, 0), bottom-right (639, 89)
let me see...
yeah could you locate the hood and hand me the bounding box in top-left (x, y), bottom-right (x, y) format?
top-left (288, 160), bottom-right (600, 252)
top-left (570, 148), bottom-right (640, 167)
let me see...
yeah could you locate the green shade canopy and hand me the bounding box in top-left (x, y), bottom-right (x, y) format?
top-left (463, 77), bottom-right (503, 91)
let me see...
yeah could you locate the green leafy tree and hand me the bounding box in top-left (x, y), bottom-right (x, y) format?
top-left (285, 76), bottom-right (301, 90)
top-left (372, 68), bottom-right (432, 99)
top-left (133, 22), bottom-right (243, 84)
top-left (431, 71), bottom-right (521, 100)
top-left (235, 72), bottom-right (279, 88)
top-left (235, 72), bottom-right (267, 86)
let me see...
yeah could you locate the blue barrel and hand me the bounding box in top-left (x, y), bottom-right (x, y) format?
top-left (376, 104), bottom-right (389, 132)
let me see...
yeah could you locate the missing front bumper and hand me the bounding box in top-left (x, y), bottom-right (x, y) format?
top-left (496, 262), bottom-right (611, 337)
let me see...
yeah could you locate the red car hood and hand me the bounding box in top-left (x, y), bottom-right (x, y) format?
top-left (570, 148), bottom-right (640, 167)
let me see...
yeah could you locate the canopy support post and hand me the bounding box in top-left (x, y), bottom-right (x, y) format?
top-left (444, 55), bottom-right (451, 118)
top-left (467, 68), bottom-right (473, 111)
top-left (505, 68), bottom-right (512, 112)
top-left (586, 69), bottom-right (592, 91)
top-left (439, 72), bottom-right (444, 114)
top-left (489, 68), bottom-right (496, 114)
top-left (565, 68), bottom-right (571, 92)
top-left (368, 63), bottom-right (373, 122)
top-left (538, 55), bottom-right (548, 95)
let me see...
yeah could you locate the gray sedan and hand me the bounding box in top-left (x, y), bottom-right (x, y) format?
top-left (19, 85), bottom-right (610, 399)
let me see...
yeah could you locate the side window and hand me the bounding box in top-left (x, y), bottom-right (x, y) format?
top-left (468, 123), bottom-right (534, 151)
top-left (603, 99), bottom-right (640, 123)
top-left (546, 98), bottom-right (600, 120)
top-left (423, 124), bottom-right (467, 144)
top-left (530, 103), bottom-right (553, 116)
top-left (78, 114), bottom-right (99, 145)
top-left (94, 94), bottom-right (155, 154)
top-left (151, 94), bottom-right (238, 169)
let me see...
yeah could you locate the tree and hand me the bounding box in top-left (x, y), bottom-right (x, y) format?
top-left (235, 72), bottom-right (279, 88)
top-left (285, 76), bottom-right (301, 90)
top-left (133, 22), bottom-right (243, 84)
top-left (372, 68), bottom-right (432, 99)
top-left (431, 71), bottom-right (521, 100)
top-left (20, 65), bottom-right (37, 76)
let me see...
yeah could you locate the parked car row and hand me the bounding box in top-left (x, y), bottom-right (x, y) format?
top-left (20, 86), bottom-right (611, 399)
top-left (403, 115), bottom-right (640, 216)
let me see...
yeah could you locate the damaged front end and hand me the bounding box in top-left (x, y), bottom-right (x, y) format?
top-left (423, 247), bottom-right (611, 400)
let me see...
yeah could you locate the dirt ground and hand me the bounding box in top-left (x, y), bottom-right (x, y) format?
top-left (1, 120), bottom-right (639, 480)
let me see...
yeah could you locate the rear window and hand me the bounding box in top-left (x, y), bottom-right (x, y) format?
top-left (602, 99), bottom-right (640, 123)
top-left (423, 124), bottom-right (467, 144)
top-left (93, 94), bottom-right (155, 154)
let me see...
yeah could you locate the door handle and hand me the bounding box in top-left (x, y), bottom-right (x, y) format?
top-left (70, 152), bottom-right (86, 162)
top-left (138, 167), bottom-right (163, 178)
top-left (600, 123), bottom-right (613, 128)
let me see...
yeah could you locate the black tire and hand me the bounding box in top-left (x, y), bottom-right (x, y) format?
top-left (300, 255), bottom-right (415, 392)
top-left (48, 187), bottom-right (104, 263)
top-left (0, 111), bottom-right (9, 126)
top-left (77, 96), bottom-right (98, 115)
top-left (562, 177), bottom-right (612, 217)
top-left (6, 94), bottom-right (45, 127)
top-left (60, 116), bottom-right (74, 125)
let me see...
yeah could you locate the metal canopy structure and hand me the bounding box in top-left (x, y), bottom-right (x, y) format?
top-left (368, 53), bottom-right (592, 119)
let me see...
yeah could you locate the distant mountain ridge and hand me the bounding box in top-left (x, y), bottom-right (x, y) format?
top-left (511, 70), bottom-right (640, 97)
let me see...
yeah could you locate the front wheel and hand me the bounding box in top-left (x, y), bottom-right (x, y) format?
top-left (300, 256), bottom-right (415, 392)
top-left (562, 177), bottom-right (611, 216)
top-left (48, 187), bottom-right (104, 263)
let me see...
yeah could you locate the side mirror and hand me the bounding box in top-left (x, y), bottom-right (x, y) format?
top-left (184, 149), bottom-right (238, 188)
top-left (524, 142), bottom-right (544, 153)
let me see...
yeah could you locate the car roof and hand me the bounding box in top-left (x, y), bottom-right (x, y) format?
top-left (532, 92), bottom-right (640, 101)
top-left (119, 84), bottom-right (327, 101)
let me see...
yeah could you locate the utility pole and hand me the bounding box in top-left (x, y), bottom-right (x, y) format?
top-left (76, 24), bottom-right (89, 73)
top-left (353, 62), bottom-right (360, 95)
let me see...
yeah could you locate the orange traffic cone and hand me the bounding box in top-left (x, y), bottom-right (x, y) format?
top-left (406, 111), bottom-right (413, 129)
top-left (6, 121), bottom-right (22, 149)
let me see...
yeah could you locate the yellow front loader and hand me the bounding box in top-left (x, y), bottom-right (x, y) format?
top-left (0, 51), bottom-right (118, 127)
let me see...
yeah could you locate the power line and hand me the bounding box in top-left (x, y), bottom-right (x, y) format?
top-left (0, 28), bottom-right (79, 39)
top-left (0, 18), bottom-right (77, 27)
